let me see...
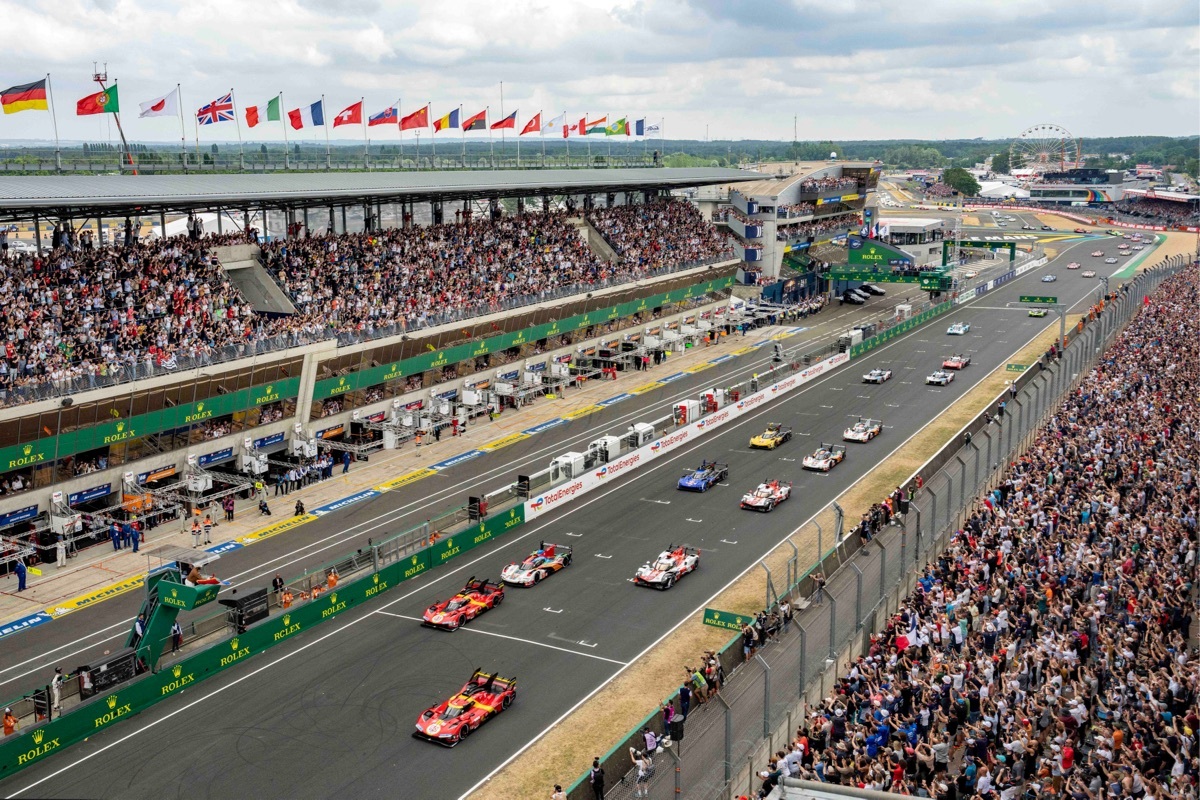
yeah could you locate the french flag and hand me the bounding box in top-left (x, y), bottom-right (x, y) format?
top-left (288, 100), bottom-right (325, 130)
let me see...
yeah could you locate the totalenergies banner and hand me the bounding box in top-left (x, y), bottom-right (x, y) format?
top-left (524, 352), bottom-right (850, 520)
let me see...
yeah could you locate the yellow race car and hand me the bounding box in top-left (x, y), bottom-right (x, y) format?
top-left (750, 422), bottom-right (793, 450)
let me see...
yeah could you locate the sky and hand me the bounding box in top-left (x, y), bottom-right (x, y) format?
top-left (0, 0), bottom-right (1197, 145)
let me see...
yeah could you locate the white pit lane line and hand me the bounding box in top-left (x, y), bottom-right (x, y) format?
top-left (6, 278), bottom-right (1068, 799)
top-left (375, 612), bottom-right (626, 666)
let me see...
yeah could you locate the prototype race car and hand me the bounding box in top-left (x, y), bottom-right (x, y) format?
top-left (634, 544), bottom-right (700, 589)
top-left (500, 543), bottom-right (573, 587)
top-left (739, 479), bottom-right (792, 511)
top-left (422, 577), bottom-right (504, 630)
top-left (1067, 262), bottom-right (1081, 269)
top-left (1091, 250), bottom-right (1104, 257)
top-left (947, 322), bottom-right (971, 335)
top-left (1104, 257), bottom-right (1118, 264)
top-left (843, 417), bottom-right (883, 443)
top-left (413, 669), bottom-right (516, 746)
top-left (678, 460), bottom-right (729, 491)
top-left (750, 423), bottom-right (793, 450)
top-left (1081, 270), bottom-right (1096, 278)
top-left (1041, 275), bottom-right (1057, 283)
top-left (1075, 228), bottom-right (1089, 234)
top-left (1029, 308), bottom-right (1049, 317)
top-left (803, 443), bottom-right (847, 471)
top-left (927, 370), bottom-right (955, 386)
top-left (1132, 244), bottom-right (1144, 250)
top-left (1107, 229), bottom-right (1123, 236)
top-left (1041, 225), bottom-right (1053, 231)
top-left (942, 354), bottom-right (971, 370)
top-left (862, 368), bottom-right (893, 384)
top-left (962, 270), bottom-right (979, 279)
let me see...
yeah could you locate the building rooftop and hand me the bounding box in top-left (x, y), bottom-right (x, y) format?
top-left (0, 167), bottom-right (765, 219)
top-left (731, 161), bottom-right (877, 200)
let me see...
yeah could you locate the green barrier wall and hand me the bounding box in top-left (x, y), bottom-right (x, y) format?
top-left (0, 505), bottom-right (527, 780)
top-left (848, 300), bottom-right (954, 359)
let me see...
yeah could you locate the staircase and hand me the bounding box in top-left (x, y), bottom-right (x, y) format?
top-left (574, 216), bottom-right (620, 265)
top-left (126, 572), bottom-right (179, 670)
top-left (214, 244), bottom-right (298, 316)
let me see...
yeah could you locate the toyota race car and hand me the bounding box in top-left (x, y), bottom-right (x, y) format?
top-left (422, 577), bottom-right (504, 630)
top-left (1081, 270), bottom-right (1097, 278)
top-left (1090, 250), bottom-right (1104, 257)
top-left (739, 479), bottom-right (792, 511)
top-left (1104, 257), bottom-right (1118, 264)
top-left (1067, 262), bottom-right (1081, 270)
top-left (947, 322), bottom-right (971, 335)
top-left (843, 418), bottom-right (883, 443)
top-left (1075, 228), bottom-right (1088, 234)
top-left (863, 368), bottom-right (893, 384)
top-left (942, 354), bottom-right (971, 370)
top-left (927, 370), bottom-right (955, 386)
top-left (678, 460), bottom-right (729, 491)
top-left (413, 669), bottom-right (516, 746)
top-left (500, 543), bottom-right (573, 586)
top-left (634, 544), bottom-right (700, 589)
top-left (1029, 308), bottom-right (1048, 317)
top-left (750, 423), bottom-right (793, 450)
top-left (803, 443), bottom-right (847, 471)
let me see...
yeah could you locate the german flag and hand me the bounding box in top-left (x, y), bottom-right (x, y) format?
top-left (1, 79), bottom-right (48, 114)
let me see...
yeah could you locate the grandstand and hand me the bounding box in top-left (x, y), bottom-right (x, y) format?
top-left (0, 168), bottom-right (754, 562)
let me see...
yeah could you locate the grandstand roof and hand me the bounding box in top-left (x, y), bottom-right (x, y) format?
top-left (0, 167), bottom-right (764, 219)
top-left (732, 161), bottom-right (877, 200)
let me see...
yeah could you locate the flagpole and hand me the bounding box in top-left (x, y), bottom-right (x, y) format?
top-left (430, 101), bottom-right (435, 162)
top-left (322, 94), bottom-right (331, 169)
top-left (193, 113), bottom-right (201, 166)
top-left (397, 98), bottom-right (403, 163)
top-left (459, 104), bottom-right (465, 163)
top-left (487, 105), bottom-right (493, 165)
top-left (281, 91), bottom-right (290, 170)
top-left (564, 111), bottom-right (569, 167)
top-left (230, 89), bottom-right (246, 170)
top-left (498, 82), bottom-right (504, 166)
top-left (516, 109), bottom-right (521, 169)
top-left (176, 83), bottom-right (188, 171)
top-left (45, 73), bottom-right (62, 172)
top-left (360, 96), bottom-right (368, 170)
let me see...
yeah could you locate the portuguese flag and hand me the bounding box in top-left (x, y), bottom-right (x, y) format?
top-left (1, 79), bottom-right (48, 114)
top-left (77, 85), bottom-right (119, 116)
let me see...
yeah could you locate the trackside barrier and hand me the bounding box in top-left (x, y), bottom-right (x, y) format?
top-left (567, 260), bottom-right (1185, 800)
top-left (523, 352), bottom-right (850, 521)
top-left (0, 504), bottom-right (527, 780)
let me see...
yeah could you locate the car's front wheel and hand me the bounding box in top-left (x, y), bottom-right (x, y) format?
top-left (458, 725), bottom-right (471, 743)
top-left (664, 576), bottom-right (675, 590)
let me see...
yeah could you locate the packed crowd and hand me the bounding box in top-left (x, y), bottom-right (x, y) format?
top-left (586, 200), bottom-right (733, 270)
top-left (778, 203), bottom-right (816, 218)
top-left (750, 267), bottom-right (1199, 800)
top-left (923, 182), bottom-right (959, 198)
top-left (0, 237), bottom-right (254, 406)
top-left (776, 212), bottom-right (858, 242)
top-left (800, 177), bottom-right (859, 193)
top-left (1112, 198), bottom-right (1200, 227)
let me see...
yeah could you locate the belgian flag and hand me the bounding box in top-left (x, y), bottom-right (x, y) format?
top-left (1, 79), bottom-right (48, 114)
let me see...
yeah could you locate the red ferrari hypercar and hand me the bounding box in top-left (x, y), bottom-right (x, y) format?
top-left (422, 577), bottom-right (504, 630)
top-left (413, 668), bottom-right (516, 746)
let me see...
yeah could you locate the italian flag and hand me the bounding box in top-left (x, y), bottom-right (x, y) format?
top-left (246, 96), bottom-right (281, 128)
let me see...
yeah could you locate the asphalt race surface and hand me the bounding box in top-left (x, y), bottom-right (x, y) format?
top-left (1, 235), bottom-right (1124, 799)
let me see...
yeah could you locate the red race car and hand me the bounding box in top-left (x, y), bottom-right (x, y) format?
top-left (413, 668), bottom-right (517, 746)
top-left (422, 577), bottom-right (504, 630)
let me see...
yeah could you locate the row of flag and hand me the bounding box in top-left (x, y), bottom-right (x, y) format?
top-left (0, 79), bottom-right (661, 138)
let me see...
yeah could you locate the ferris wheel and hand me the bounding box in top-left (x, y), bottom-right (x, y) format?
top-left (1009, 124), bottom-right (1081, 173)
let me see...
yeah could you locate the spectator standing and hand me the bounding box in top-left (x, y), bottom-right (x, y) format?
top-left (3, 708), bottom-right (16, 737)
top-left (50, 667), bottom-right (63, 712)
top-left (14, 559), bottom-right (26, 592)
top-left (588, 758), bottom-right (605, 800)
top-left (171, 621), bottom-right (183, 652)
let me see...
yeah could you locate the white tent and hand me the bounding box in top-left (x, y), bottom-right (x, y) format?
top-left (977, 181), bottom-right (1029, 199)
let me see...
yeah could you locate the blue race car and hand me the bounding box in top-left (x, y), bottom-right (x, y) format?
top-left (677, 461), bottom-right (729, 492)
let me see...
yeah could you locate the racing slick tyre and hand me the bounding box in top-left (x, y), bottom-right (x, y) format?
top-left (766, 501), bottom-right (775, 512)
top-left (532, 572), bottom-right (541, 585)
top-left (458, 725), bottom-right (471, 743)
top-left (502, 693), bottom-right (514, 710)
top-left (563, 554), bottom-right (572, 566)
top-left (664, 576), bottom-right (675, 590)
top-left (720, 471), bottom-right (728, 482)
top-left (492, 594), bottom-right (503, 606)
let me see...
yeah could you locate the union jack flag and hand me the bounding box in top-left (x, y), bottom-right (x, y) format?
top-left (196, 93), bottom-right (235, 125)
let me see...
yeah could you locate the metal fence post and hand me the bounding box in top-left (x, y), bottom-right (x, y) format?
top-left (849, 561), bottom-right (864, 630)
top-left (798, 623), bottom-right (808, 696)
top-left (928, 489), bottom-right (937, 541)
top-left (833, 502), bottom-right (845, 542)
top-left (877, 539), bottom-right (888, 602)
top-left (759, 655), bottom-right (772, 737)
top-left (828, 594), bottom-right (837, 660)
top-left (815, 522), bottom-right (824, 574)
top-left (956, 455), bottom-right (968, 513)
top-left (724, 694), bottom-right (733, 785)
top-left (944, 472), bottom-right (954, 531)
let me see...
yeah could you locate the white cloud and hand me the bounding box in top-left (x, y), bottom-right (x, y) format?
top-left (0, 0), bottom-right (1195, 142)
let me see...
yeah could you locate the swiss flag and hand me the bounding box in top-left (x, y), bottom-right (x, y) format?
top-left (333, 101), bottom-right (363, 128)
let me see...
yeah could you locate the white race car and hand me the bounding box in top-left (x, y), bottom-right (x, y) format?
top-left (1132, 244), bottom-right (1144, 250)
top-left (739, 479), bottom-right (792, 512)
top-left (1090, 251), bottom-right (1104, 257)
top-left (947, 322), bottom-right (971, 335)
top-left (634, 545), bottom-right (700, 589)
top-left (500, 543), bottom-right (573, 587)
top-left (927, 370), bottom-right (955, 386)
top-left (802, 443), bottom-right (847, 471)
top-left (1104, 258), bottom-right (1118, 264)
top-left (843, 418), bottom-right (882, 443)
top-left (1066, 262), bottom-right (1081, 270)
top-left (1081, 270), bottom-right (1097, 278)
top-left (862, 368), bottom-right (893, 384)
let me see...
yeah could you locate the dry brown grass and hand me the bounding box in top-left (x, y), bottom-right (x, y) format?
top-left (469, 320), bottom-right (1081, 799)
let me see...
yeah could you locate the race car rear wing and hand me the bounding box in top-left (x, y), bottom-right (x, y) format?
top-left (538, 542), bottom-right (573, 557)
top-left (831, 444), bottom-right (847, 455)
top-left (668, 543), bottom-right (701, 556)
top-left (857, 418), bottom-right (881, 428)
top-left (468, 668), bottom-right (516, 692)
top-left (681, 461), bottom-right (729, 474)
